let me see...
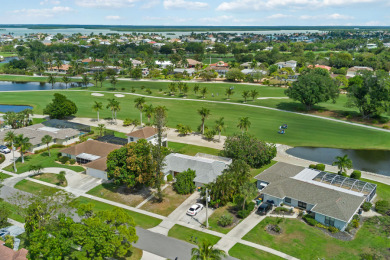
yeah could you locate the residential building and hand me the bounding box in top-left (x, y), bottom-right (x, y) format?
top-left (240, 61), bottom-right (261, 69)
top-left (308, 64), bottom-right (332, 71)
top-left (186, 59), bottom-right (202, 68)
top-left (367, 43), bottom-right (377, 49)
top-left (346, 66), bottom-right (373, 78)
top-left (47, 64), bottom-right (71, 74)
top-left (207, 61), bottom-right (230, 75)
top-left (255, 162), bottom-right (376, 231)
top-left (241, 69), bottom-right (267, 76)
top-left (173, 68), bottom-right (196, 76)
top-left (126, 127), bottom-right (167, 147)
top-left (163, 153), bottom-right (232, 187)
top-left (0, 122), bottom-right (81, 152)
top-left (155, 60), bottom-right (173, 68)
top-left (0, 241), bottom-right (28, 260)
top-left (60, 140), bottom-right (122, 180)
top-left (275, 60), bottom-right (297, 71)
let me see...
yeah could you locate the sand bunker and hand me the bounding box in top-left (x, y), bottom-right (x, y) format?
top-left (115, 94), bottom-right (125, 98)
top-left (91, 93), bottom-right (104, 97)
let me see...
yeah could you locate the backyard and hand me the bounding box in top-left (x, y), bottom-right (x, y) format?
top-left (0, 90), bottom-right (389, 149)
top-left (3, 149), bottom-right (85, 174)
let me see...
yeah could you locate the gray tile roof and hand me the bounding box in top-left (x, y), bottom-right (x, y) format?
top-left (255, 162), bottom-right (366, 222)
top-left (163, 153), bottom-right (230, 185)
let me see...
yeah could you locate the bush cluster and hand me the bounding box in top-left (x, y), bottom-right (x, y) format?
top-left (315, 164), bottom-right (325, 171)
top-left (59, 156), bottom-right (70, 164)
top-left (218, 214), bottom-right (233, 227)
top-left (0, 154), bottom-right (5, 164)
top-left (362, 202), bottom-right (372, 212)
top-left (237, 202), bottom-right (255, 219)
top-left (166, 174), bottom-right (173, 182)
top-left (173, 169), bottom-right (196, 195)
top-left (302, 214), bottom-right (319, 226)
top-left (350, 170), bottom-right (361, 179)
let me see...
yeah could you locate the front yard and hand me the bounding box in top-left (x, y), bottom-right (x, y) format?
top-left (168, 142), bottom-right (220, 156)
top-left (31, 172), bottom-right (67, 187)
top-left (15, 179), bottom-right (60, 196)
top-left (242, 217), bottom-right (390, 259)
top-left (168, 224), bottom-right (221, 246)
top-left (229, 243), bottom-right (283, 260)
top-left (140, 185), bottom-right (191, 216)
top-left (3, 149), bottom-right (84, 174)
top-left (74, 196), bottom-right (162, 229)
top-left (86, 183), bottom-right (150, 208)
top-left (206, 202), bottom-right (241, 234)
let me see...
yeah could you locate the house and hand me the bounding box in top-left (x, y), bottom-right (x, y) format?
top-left (0, 122), bottom-right (81, 152)
top-left (367, 43), bottom-right (377, 49)
top-left (81, 58), bottom-right (103, 64)
top-left (0, 241), bottom-right (28, 260)
top-left (47, 64), bottom-right (71, 74)
top-left (163, 153), bottom-right (232, 187)
top-left (126, 127), bottom-right (167, 147)
top-left (255, 162), bottom-right (376, 231)
top-left (240, 61), bottom-right (261, 69)
top-left (241, 69), bottom-right (267, 76)
top-left (207, 61), bottom-right (230, 75)
top-left (308, 64), bottom-right (332, 72)
top-left (155, 60), bottom-right (173, 68)
top-left (275, 60), bottom-right (297, 71)
top-left (60, 140), bottom-right (122, 180)
top-left (173, 68), bottom-right (196, 76)
top-left (346, 66), bottom-right (373, 78)
top-left (186, 59), bottom-right (202, 68)
top-left (130, 58), bottom-right (143, 67)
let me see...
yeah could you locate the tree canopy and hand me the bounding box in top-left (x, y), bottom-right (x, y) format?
top-left (43, 93), bottom-right (78, 119)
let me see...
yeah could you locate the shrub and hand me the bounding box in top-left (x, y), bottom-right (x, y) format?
top-left (302, 214), bottom-right (319, 226)
top-left (166, 174), bottom-right (173, 182)
top-left (174, 169), bottom-right (196, 195)
top-left (145, 89), bottom-right (152, 94)
top-left (372, 119), bottom-right (379, 124)
top-left (57, 171), bottom-right (66, 186)
top-left (237, 209), bottom-right (251, 219)
top-left (121, 88), bottom-right (125, 91)
top-left (350, 170), bottom-right (361, 179)
top-left (123, 118), bottom-right (133, 126)
top-left (328, 226), bottom-right (339, 233)
top-left (383, 125), bottom-right (389, 129)
top-left (0, 154), bottom-right (5, 164)
top-left (375, 200), bottom-right (390, 215)
top-left (271, 225), bottom-right (281, 233)
top-left (309, 164), bottom-right (316, 169)
top-left (59, 156), bottom-right (70, 164)
top-left (315, 164), bottom-right (325, 171)
top-left (4, 235), bottom-right (14, 249)
top-left (315, 223), bottom-right (327, 229)
top-left (274, 207), bottom-right (290, 214)
top-left (246, 202), bottom-right (255, 212)
top-left (69, 159), bottom-right (76, 165)
top-left (362, 202), bottom-right (372, 212)
top-left (218, 214), bottom-right (233, 227)
top-left (352, 219), bottom-right (360, 228)
top-left (140, 85), bottom-right (145, 90)
top-left (0, 202), bottom-right (11, 228)
top-left (203, 130), bottom-right (216, 141)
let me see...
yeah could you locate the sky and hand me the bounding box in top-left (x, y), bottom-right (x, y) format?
top-left (1, 0), bottom-right (389, 26)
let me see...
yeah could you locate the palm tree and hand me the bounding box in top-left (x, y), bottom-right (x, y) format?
top-left (333, 154), bottom-right (353, 174)
top-left (92, 72), bottom-right (99, 87)
top-left (112, 100), bottom-right (121, 123)
top-left (41, 135), bottom-right (53, 157)
top-left (168, 83), bottom-right (177, 96)
top-left (237, 117), bottom-right (251, 133)
top-left (82, 74), bottom-right (90, 88)
top-left (214, 117), bottom-right (225, 141)
top-left (182, 83), bottom-right (189, 97)
top-left (200, 87), bottom-right (208, 99)
top-left (62, 75), bottom-right (71, 90)
top-left (55, 58), bottom-right (62, 72)
top-left (242, 90), bottom-right (250, 103)
top-left (47, 75), bottom-right (56, 89)
top-left (193, 84), bottom-right (200, 94)
top-left (143, 104), bottom-right (154, 123)
top-left (191, 240), bottom-right (226, 260)
top-left (4, 131), bottom-right (17, 172)
top-left (250, 89), bottom-right (259, 101)
top-left (98, 73), bottom-right (105, 88)
top-left (134, 97), bottom-right (146, 126)
top-left (21, 109), bottom-right (33, 127)
top-left (110, 75), bottom-right (117, 90)
top-left (15, 134), bottom-right (32, 164)
top-left (198, 107), bottom-right (210, 134)
top-left (106, 98), bottom-right (117, 121)
top-left (92, 101), bottom-right (103, 121)
top-left (97, 124), bottom-right (106, 137)
top-left (225, 88), bottom-right (234, 100)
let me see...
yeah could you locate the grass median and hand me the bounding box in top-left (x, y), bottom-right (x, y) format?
top-left (168, 224), bottom-right (221, 246)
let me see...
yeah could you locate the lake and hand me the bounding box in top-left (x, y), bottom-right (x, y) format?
top-left (0, 104), bottom-right (32, 113)
top-left (0, 81), bottom-right (83, 91)
top-left (0, 57), bottom-right (18, 64)
top-left (286, 147), bottom-right (390, 176)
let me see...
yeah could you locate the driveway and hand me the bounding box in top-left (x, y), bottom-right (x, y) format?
top-left (180, 205), bottom-right (214, 227)
top-left (0, 150), bottom-right (20, 170)
top-left (64, 171), bottom-right (103, 194)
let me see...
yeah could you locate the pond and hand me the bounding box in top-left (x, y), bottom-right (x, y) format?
top-left (286, 147), bottom-right (390, 176)
top-left (0, 81), bottom-right (84, 91)
top-left (0, 57), bottom-right (18, 64)
top-left (0, 104), bottom-right (33, 113)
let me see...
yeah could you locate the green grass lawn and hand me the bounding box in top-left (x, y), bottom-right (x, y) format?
top-left (0, 200), bottom-right (25, 223)
top-left (0, 74), bottom-right (84, 84)
top-left (0, 90), bottom-right (389, 150)
top-left (242, 217), bottom-right (390, 260)
top-left (86, 182), bottom-right (149, 207)
top-left (3, 149), bottom-right (84, 174)
top-left (32, 118), bottom-right (46, 125)
top-left (229, 243), bottom-right (283, 260)
top-left (168, 224), bottom-right (221, 246)
top-left (0, 172), bottom-right (12, 180)
top-left (0, 52), bottom-right (17, 57)
top-left (74, 196), bottom-right (162, 229)
top-left (206, 202), bottom-right (239, 234)
top-left (168, 142), bottom-right (220, 156)
top-left (362, 178), bottom-right (390, 201)
top-left (14, 179), bottom-right (60, 196)
top-left (31, 172), bottom-right (67, 187)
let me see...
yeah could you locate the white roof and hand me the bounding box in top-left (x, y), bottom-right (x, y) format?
top-left (76, 153), bottom-right (101, 161)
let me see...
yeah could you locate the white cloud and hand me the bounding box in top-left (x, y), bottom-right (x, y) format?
top-left (299, 13), bottom-right (354, 20)
top-left (216, 0), bottom-right (380, 11)
top-left (105, 15), bottom-right (122, 20)
top-left (163, 0), bottom-right (209, 10)
top-left (141, 0), bottom-right (160, 9)
top-left (75, 0), bottom-right (139, 8)
top-left (266, 13), bottom-right (291, 19)
top-left (40, 0), bottom-right (61, 5)
top-left (200, 15), bottom-right (233, 23)
top-left (143, 16), bottom-right (193, 23)
top-left (11, 6), bottom-right (73, 18)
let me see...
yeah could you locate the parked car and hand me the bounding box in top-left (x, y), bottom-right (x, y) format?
top-left (0, 145), bottom-right (10, 154)
top-left (257, 202), bottom-right (272, 216)
top-left (186, 203), bottom-right (204, 216)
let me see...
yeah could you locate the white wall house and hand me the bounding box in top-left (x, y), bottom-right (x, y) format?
top-left (126, 127), bottom-right (167, 147)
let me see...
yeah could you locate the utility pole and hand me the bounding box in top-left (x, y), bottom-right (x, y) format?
top-left (206, 188), bottom-right (209, 229)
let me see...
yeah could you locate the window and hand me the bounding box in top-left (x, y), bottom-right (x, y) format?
top-left (325, 216), bottom-right (335, 227)
top-left (298, 201), bottom-right (307, 209)
top-left (284, 197), bottom-right (292, 204)
top-left (130, 137), bottom-right (134, 142)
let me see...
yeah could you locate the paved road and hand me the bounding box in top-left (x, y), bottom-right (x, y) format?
top-left (135, 227), bottom-right (237, 260)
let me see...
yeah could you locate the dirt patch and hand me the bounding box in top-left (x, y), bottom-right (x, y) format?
top-left (265, 224), bottom-right (283, 236)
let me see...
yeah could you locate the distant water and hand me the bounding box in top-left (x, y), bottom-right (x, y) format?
top-left (0, 81), bottom-right (83, 91)
top-left (0, 57), bottom-right (18, 63)
top-left (286, 147), bottom-right (390, 176)
top-left (0, 104), bottom-right (32, 113)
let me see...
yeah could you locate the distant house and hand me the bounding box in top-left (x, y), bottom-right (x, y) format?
top-left (241, 69), bottom-right (267, 76)
top-left (240, 61), bottom-right (261, 69)
top-left (163, 153), bottom-right (232, 186)
top-left (275, 60), bottom-right (297, 71)
top-left (308, 64), bottom-right (332, 72)
top-left (155, 60), bottom-right (172, 68)
top-left (126, 127), bottom-right (167, 147)
top-left (207, 61), bottom-right (229, 75)
top-left (130, 58), bottom-right (143, 67)
top-left (0, 241), bottom-right (28, 260)
top-left (81, 58), bottom-right (103, 64)
top-left (173, 68), bottom-right (196, 76)
top-left (60, 140), bottom-right (122, 180)
top-left (255, 162), bottom-right (376, 231)
top-left (186, 59), bottom-right (202, 68)
top-left (366, 43), bottom-right (377, 49)
top-left (0, 122), bottom-right (80, 152)
top-left (47, 64), bottom-right (71, 74)
top-left (346, 66), bottom-right (373, 78)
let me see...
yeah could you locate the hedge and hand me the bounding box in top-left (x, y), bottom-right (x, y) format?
top-left (0, 154), bottom-right (5, 165)
top-left (350, 170), bottom-right (361, 179)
